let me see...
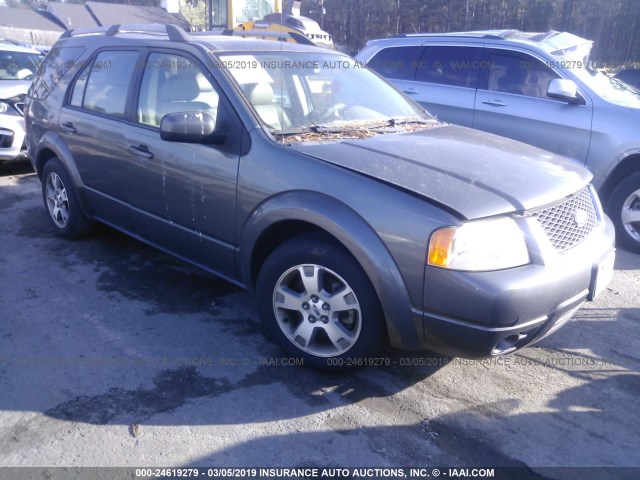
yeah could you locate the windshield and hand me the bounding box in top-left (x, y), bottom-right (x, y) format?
top-left (216, 51), bottom-right (432, 136)
top-left (565, 62), bottom-right (640, 106)
top-left (0, 50), bottom-right (43, 81)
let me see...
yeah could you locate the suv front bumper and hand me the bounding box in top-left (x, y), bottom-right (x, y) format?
top-left (419, 217), bottom-right (616, 358)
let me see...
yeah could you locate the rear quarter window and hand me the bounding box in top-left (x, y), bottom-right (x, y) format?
top-left (29, 46), bottom-right (85, 100)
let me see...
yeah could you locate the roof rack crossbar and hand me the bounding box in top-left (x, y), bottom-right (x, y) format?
top-left (106, 25), bottom-right (120, 36)
top-left (166, 24), bottom-right (190, 42)
top-left (61, 26), bottom-right (112, 38)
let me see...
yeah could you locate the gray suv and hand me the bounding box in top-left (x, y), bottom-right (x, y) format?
top-left (25, 24), bottom-right (615, 369)
top-left (356, 30), bottom-right (640, 253)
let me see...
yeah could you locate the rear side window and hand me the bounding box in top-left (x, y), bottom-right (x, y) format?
top-left (415, 46), bottom-right (480, 88)
top-left (69, 50), bottom-right (138, 117)
top-left (367, 46), bottom-right (421, 80)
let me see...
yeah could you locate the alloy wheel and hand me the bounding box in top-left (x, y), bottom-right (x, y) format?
top-left (45, 172), bottom-right (69, 229)
top-left (272, 264), bottom-right (362, 357)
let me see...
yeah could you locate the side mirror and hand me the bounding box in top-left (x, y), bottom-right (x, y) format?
top-left (160, 111), bottom-right (227, 145)
top-left (547, 79), bottom-right (585, 105)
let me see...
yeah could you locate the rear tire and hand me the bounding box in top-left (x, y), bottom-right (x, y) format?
top-left (42, 158), bottom-right (93, 239)
top-left (256, 233), bottom-right (386, 370)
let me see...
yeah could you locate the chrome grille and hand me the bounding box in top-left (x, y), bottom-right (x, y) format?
top-left (532, 187), bottom-right (598, 252)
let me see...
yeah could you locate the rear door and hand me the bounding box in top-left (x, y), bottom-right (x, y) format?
top-left (473, 48), bottom-right (593, 162)
top-left (365, 44), bottom-right (423, 92)
top-left (409, 44), bottom-right (482, 127)
top-left (60, 49), bottom-right (142, 228)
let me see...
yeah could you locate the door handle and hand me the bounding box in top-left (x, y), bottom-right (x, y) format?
top-left (60, 122), bottom-right (76, 134)
top-left (403, 88), bottom-right (419, 95)
top-left (128, 145), bottom-right (154, 159)
top-left (481, 99), bottom-right (507, 107)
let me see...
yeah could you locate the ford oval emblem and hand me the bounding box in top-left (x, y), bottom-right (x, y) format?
top-left (574, 209), bottom-right (589, 227)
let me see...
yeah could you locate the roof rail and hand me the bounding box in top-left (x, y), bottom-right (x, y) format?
top-left (391, 31), bottom-right (508, 40)
top-left (220, 29), bottom-right (315, 46)
top-left (61, 24), bottom-right (190, 42)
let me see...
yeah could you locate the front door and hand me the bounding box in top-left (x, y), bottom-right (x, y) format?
top-left (129, 51), bottom-right (243, 278)
top-left (473, 48), bottom-right (592, 162)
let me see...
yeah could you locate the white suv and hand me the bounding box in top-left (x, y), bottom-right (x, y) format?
top-left (0, 41), bottom-right (42, 163)
top-left (356, 30), bottom-right (640, 253)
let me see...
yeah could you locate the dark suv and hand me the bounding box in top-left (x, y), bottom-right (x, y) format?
top-left (26, 24), bottom-right (615, 369)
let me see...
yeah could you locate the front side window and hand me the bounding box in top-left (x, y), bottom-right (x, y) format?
top-left (415, 46), bottom-right (480, 88)
top-left (69, 50), bottom-right (138, 117)
top-left (137, 52), bottom-right (219, 128)
top-left (487, 51), bottom-right (559, 99)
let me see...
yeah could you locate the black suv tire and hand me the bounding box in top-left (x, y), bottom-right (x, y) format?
top-left (256, 233), bottom-right (385, 369)
top-left (42, 158), bottom-right (93, 239)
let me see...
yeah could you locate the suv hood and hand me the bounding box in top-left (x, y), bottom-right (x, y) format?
top-left (292, 125), bottom-right (591, 220)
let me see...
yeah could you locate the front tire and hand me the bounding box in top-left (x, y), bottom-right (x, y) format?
top-left (256, 234), bottom-right (386, 370)
top-left (42, 158), bottom-right (93, 239)
top-left (608, 172), bottom-right (640, 254)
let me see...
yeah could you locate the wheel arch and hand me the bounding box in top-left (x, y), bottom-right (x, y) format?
top-left (599, 152), bottom-right (640, 207)
top-left (35, 132), bottom-right (92, 218)
top-left (238, 190), bottom-right (424, 350)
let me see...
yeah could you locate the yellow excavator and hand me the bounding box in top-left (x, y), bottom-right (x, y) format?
top-left (215, 0), bottom-right (334, 49)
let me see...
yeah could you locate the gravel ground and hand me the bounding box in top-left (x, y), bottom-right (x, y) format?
top-left (1, 162), bottom-right (639, 478)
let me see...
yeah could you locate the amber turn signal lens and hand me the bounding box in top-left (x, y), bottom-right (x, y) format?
top-left (428, 227), bottom-right (456, 267)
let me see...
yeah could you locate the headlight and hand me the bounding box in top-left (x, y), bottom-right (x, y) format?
top-left (0, 101), bottom-right (19, 116)
top-left (428, 217), bottom-right (530, 271)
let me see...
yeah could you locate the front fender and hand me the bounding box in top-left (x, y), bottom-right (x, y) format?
top-left (238, 191), bottom-right (425, 350)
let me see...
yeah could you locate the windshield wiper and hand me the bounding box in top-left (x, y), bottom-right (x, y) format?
top-left (270, 117), bottom-right (438, 139)
top-left (611, 76), bottom-right (640, 94)
top-left (386, 117), bottom-right (437, 127)
top-left (307, 117), bottom-right (435, 133)
top-left (269, 126), bottom-right (312, 136)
